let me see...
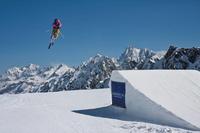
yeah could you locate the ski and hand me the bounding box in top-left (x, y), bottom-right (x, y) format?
top-left (48, 37), bottom-right (55, 49)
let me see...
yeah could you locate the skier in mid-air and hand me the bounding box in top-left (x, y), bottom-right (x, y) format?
top-left (48, 18), bottom-right (62, 49)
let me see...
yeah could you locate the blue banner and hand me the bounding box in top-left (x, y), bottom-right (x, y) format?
top-left (111, 81), bottom-right (126, 108)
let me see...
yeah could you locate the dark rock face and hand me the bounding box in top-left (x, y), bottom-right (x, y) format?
top-left (164, 46), bottom-right (177, 59)
top-left (163, 47), bottom-right (200, 70)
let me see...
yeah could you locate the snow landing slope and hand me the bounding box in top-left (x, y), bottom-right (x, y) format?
top-left (0, 89), bottom-right (198, 133)
top-left (111, 70), bottom-right (200, 130)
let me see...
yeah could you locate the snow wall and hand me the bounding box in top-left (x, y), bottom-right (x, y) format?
top-left (110, 70), bottom-right (200, 130)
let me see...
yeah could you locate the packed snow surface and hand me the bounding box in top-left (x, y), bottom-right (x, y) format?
top-left (0, 89), bottom-right (198, 133)
top-left (111, 70), bottom-right (200, 130)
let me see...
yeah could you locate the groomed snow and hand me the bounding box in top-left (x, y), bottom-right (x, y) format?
top-left (0, 89), bottom-right (198, 133)
top-left (111, 70), bottom-right (200, 130)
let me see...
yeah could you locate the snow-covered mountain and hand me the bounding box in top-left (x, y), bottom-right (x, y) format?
top-left (119, 47), bottom-right (154, 69)
top-left (0, 64), bottom-right (74, 94)
top-left (0, 46), bottom-right (200, 94)
top-left (118, 46), bottom-right (166, 69)
top-left (118, 46), bottom-right (200, 70)
top-left (67, 54), bottom-right (117, 90)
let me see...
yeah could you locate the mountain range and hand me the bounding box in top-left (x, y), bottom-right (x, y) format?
top-left (0, 45), bottom-right (200, 94)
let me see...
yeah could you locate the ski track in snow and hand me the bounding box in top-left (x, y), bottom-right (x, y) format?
top-left (0, 89), bottom-right (199, 133)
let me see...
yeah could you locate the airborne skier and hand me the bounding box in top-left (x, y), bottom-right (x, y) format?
top-left (48, 18), bottom-right (62, 49)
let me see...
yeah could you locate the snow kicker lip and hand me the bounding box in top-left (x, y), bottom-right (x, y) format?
top-left (110, 70), bottom-right (200, 131)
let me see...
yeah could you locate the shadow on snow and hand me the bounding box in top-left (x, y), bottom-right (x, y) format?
top-left (72, 105), bottom-right (198, 131)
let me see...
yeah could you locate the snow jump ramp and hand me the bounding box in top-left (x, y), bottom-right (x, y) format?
top-left (110, 70), bottom-right (200, 130)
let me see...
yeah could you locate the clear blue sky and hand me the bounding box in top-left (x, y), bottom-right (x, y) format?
top-left (0, 0), bottom-right (200, 73)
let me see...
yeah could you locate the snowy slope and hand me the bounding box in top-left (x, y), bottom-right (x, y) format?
top-left (0, 89), bottom-right (198, 133)
top-left (111, 70), bottom-right (200, 130)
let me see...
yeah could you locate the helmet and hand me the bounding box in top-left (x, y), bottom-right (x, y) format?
top-left (54, 18), bottom-right (59, 23)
